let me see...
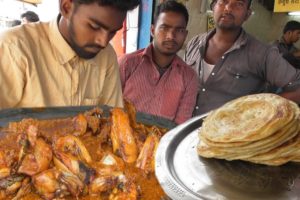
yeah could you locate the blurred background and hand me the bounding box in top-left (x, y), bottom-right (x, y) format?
top-left (0, 0), bottom-right (299, 57)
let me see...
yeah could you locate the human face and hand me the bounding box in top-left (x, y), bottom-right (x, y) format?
top-left (290, 30), bottom-right (300, 43)
top-left (60, 1), bottom-right (126, 59)
top-left (22, 17), bottom-right (29, 24)
top-left (151, 11), bottom-right (188, 56)
top-left (213, 0), bottom-right (251, 30)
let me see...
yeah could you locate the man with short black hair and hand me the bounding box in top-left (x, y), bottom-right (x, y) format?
top-left (119, 0), bottom-right (198, 124)
top-left (273, 20), bottom-right (300, 69)
top-left (184, 0), bottom-right (300, 115)
top-left (0, 0), bottom-right (140, 109)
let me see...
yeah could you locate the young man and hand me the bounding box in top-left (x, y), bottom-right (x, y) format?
top-left (184, 0), bottom-right (300, 115)
top-left (119, 0), bottom-right (198, 124)
top-left (273, 20), bottom-right (300, 69)
top-left (0, 0), bottom-right (140, 109)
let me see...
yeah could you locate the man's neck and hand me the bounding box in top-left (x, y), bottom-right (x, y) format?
top-left (205, 28), bottom-right (242, 64)
top-left (152, 48), bottom-right (175, 69)
top-left (214, 27), bottom-right (242, 45)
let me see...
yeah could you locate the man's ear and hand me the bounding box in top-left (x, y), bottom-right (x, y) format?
top-left (150, 24), bottom-right (155, 38)
top-left (59, 0), bottom-right (74, 18)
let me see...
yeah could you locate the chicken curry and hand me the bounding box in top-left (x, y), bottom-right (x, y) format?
top-left (0, 102), bottom-right (169, 200)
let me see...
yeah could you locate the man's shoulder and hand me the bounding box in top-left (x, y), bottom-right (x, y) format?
top-left (121, 48), bottom-right (144, 59)
top-left (186, 32), bottom-right (207, 48)
top-left (174, 56), bottom-right (197, 76)
top-left (0, 22), bottom-right (49, 45)
top-left (244, 33), bottom-right (269, 49)
top-left (0, 26), bottom-right (23, 43)
top-left (184, 32), bottom-right (208, 63)
top-left (118, 48), bottom-right (145, 66)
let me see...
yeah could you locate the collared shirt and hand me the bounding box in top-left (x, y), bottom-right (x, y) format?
top-left (272, 37), bottom-right (300, 69)
top-left (0, 17), bottom-right (123, 109)
top-left (184, 29), bottom-right (300, 115)
top-left (273, 37), bottom-right (298, 55)
top-left (119, 44), bottom-right (199, 124)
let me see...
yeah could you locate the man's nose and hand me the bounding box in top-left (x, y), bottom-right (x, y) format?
top-left (224, 0), bottom-right (235, 11)
top-left (166, 29), bottom-right (176, 39)
top-left (95, 31), bottom-right (111, 48)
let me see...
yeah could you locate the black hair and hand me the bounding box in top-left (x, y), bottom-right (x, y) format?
top-left (21, 11), bottom-right (39, 22)
top-left (73, 0), bottom-right (140, 11)
top-left (210, 0), bottom-right (252, 10)
top-left (283, 20), bottom-right (300, 33)
top-left (153, 0), bottom-right (189, 25)
top-left (11, 20), bottom-right (21, 27)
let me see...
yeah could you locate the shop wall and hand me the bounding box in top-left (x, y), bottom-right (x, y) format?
top-left (243, 0), bottom-right (300, 47)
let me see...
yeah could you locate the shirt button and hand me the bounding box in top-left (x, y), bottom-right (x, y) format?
top-left (195, 106), bottom-right (199, 110)
top-left (288, 82), bottom-right (292, 85)
top-left (222, 56), bottom-right (225, 59)
top-left (202, 88), bottom-right (206, 92)
top-left (212, 72), bottom-right (215, 76)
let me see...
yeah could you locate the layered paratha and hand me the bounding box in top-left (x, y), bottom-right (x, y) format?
top-left (198, 93), bottom-right (300, 166)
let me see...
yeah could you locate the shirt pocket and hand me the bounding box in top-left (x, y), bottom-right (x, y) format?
top-left (81, 97), bottom-right (101, 106)
top-left (224, 66), bottom-right (254, 95)
top-left (225, 66), bottom-right (248, 79)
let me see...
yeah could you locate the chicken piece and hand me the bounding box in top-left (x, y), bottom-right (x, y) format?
top-left (59, 170), bottom-right (86, 198)
top-left (17, 125), bottom-right (53, 176)
top-left (53, 152), bottom-right (95, 185)
top-left (84, 107), bottom-right (103, 134)
top-left (0, 190), bottom-right (5, 200)
top-left (32, 168), bottom-right (86, 200)
top-left (18, 138), bottom-right (52, 176)
top-left (110, 108), bottom-right (138, 163)
top-left (89, 153), bottom-right (125, 195)
top-left (32, 169), bottom-right (61, 200)
top-left (0, 175), bottom-right (25, 197)
top-left (53, 135), bottom-right (92, 164)
top-left (12, 177), bottom-right (31, 200)
top-left (71, 114), bottom-right (88, 136)
top-left (109, 176), bottom-right (138, 200)
top-left (89, 173), bottom-right (120, 195)
top-left (135, 133), bottom-right (159, 174)
top-left (9, 113), bottom-right (88, 142)
top-left (0, 151), bottom-right (11, 179)
top-left (123, 99), bottom-right (139, 129)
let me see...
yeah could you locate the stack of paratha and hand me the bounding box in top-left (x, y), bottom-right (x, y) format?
top-left (198, 93), bottom-right (300, 166)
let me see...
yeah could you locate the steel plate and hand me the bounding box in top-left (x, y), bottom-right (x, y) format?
top-left (155, 114), bottom-right (300, 200)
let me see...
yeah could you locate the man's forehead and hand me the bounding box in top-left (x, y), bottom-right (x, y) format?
top-left (213, 0), bottom-right (252, 5)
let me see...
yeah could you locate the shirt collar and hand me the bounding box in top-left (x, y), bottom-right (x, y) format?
top-left (49, 15), bottom-right (97, 66)
top-left (49, 15), bottom-right (76, 65)
top-left (199, 28), bottom-right (249, 55)
top-left (230, 28), bottom-right (248, 50)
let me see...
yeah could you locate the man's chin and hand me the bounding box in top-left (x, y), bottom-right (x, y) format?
top-left (77, 51), bottom-right (99, 59)
top-left (161, 48), bottom-right (178, 56)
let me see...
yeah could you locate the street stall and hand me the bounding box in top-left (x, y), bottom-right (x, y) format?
top-left (1, 94), bottom-right (300, 199)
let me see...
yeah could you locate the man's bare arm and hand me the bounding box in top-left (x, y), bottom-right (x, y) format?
top-left (279, 87), bottom-right (300, 104)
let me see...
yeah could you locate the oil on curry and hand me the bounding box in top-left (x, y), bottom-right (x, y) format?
top-left (0, 101), bottom-right (168, 200)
